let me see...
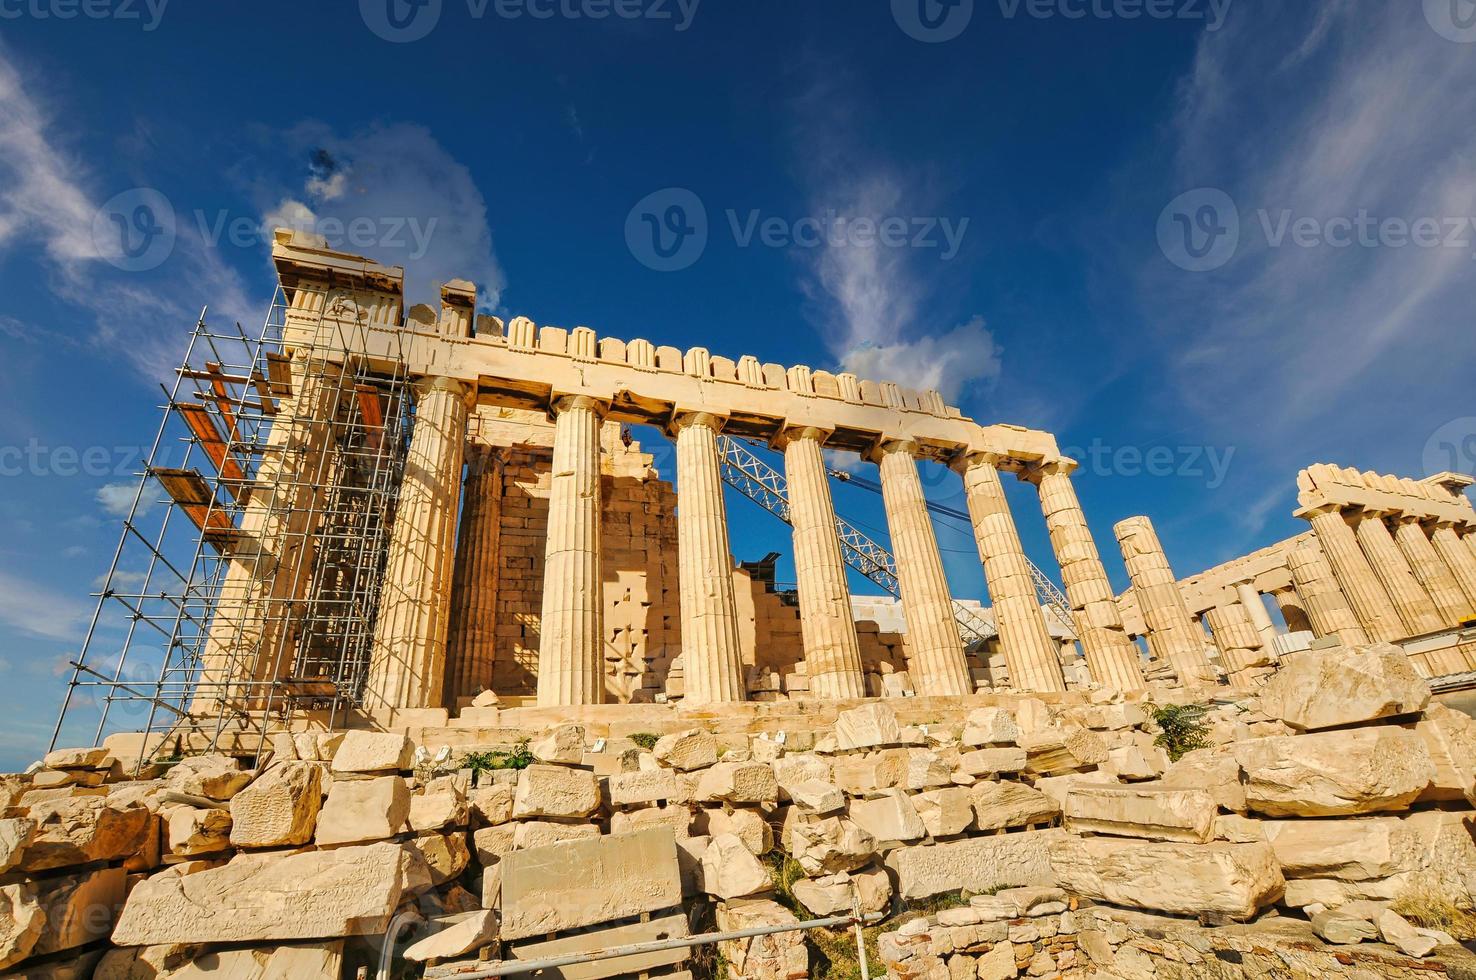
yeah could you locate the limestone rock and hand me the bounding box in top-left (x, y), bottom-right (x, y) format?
top-left (315, 775), bottom-right (409, 846)
top-left (1233, 727), bottom-right (1434, 817)
top-left (848, 790), bottom-right (926, 843)
top-left (772, 753), bottom-right (832, 794)
top-left (1063, 784), bottom-right (1217, 843)
top-left (409, 776), bottom-right (469, 832)
top-left (611, 804), bottom-right (693, 838)
top-left (959, 747), bottom-right (1028, 777)
top-left (111, 843), bottom-right (423, 944)
top-left (499, 828), bottom-right (682, 940)
top-left (653, 729), bottom-right (718, 771)
top-left (21, 798), bottom-right (154, 872)
top-left (95, 941), bottom-right (344, 978)
top-left (408, 832), bottom-right (471, 886)
top-left (963, 707), bottom-right (1020, 747)
top-left (913, 786), bottom-right (974, 837)
top-left (1312, 908), bottom-right (1379, 944)
top-left (976, 940), bottom-right (1018, 980)
top-left (1104, 744), bottom-right (1169, 781)
top-left (1262, 817), bottom-right (1420, 881)
top-left (695, 761), bottom-right (778, 804)
top-left (512, 820), bottom-right (601, 850)
top-left (472, 824), bottom-right (516, 865)
top-left (1158, 746), bottom-right (1246, 814)
top-left (787, 779), bottom-right (845, 814)
top-left (329, 731), bottom-right (413, 774)
top-left (512, 764), bottom-right (600, 819)
top-left (530, 723), bottom-right (586, 765)
top-left (835, 702), bottom-right (902, 750)
top-left (166, 806), bottom-right (232, 857)
top-left (608, 768), bottom-right (680, 806)
top-left (716, 898), bottom-right (807, 980)
top-left (1378, 909), bottom-right (1438, 958)
top-left (164, 756), bottom-right (251, 801)
top-left (1414, 703), bottom-right (1476, 803)
top-left (970, 781), bottom-right (1060, 831)
top-left (468, 783), bottom-right (514, 826)
top-left (906, 748), bottom-right (956, 789)
top-left (784, 812), bottom-right (876, 876)
top-left (703, 808), bottom-right (772, 854)
top-left (405, 909), bottom-right (498, 962)
top-left (792, 866), bottom-right (892, 916)
top-left (42, 747), bottom-right (112, 770)
top-left (1049, 837), bottom-right (1283, 920)
top-left (831, 750), bottom-right (908, 793)
top-left (0, 819), bottom-right (34, 874)
top-left (229, 761), bottom-right (322, 848)
top-left (1258, 644), bottom-right (1429, 731)
top-left (0, 882), bottom-right (43, 971)
top-left (27, 866), bottom-right (127, 961)
top-left (702, 833), bottom-right (771, 899)
top-left (1021, 726), bottom-right (1107, 775)
top-left (885, 830), bottom-right (1062, 900)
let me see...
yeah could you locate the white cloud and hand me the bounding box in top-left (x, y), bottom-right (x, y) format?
top-left (263, 122), bottom-right (506, 311)
top-left (95, 482), bottom-right (148, 518)
top-left (841, 315), bottom-right (1001, 404)
top-left (0, 567), bottom-right (89, 641)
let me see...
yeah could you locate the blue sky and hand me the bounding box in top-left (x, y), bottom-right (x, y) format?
top-left (1, 0), bottom-right (1473, 770)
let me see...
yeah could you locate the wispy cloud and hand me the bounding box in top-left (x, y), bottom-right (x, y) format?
top-left (0, 567), bottom-right (89, 642)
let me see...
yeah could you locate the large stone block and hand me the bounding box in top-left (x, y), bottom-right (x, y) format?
top-left (165, 756), bottom-right (252, 801)
top-left (716, 899), bottom-right (807, 979)
top-left (315, 775), bottom-right (409, 846)
top-left (0, 882), bottom-right (44, 971)
top-left (1258, 644), bottom-right (1429, 731)
top-left (530, 724), bottom-right (586, 765)
top-left (884, 829), bottom-right (1063, 900)
top-left (20, 798), bottom-right (154, 872)
top-left (608, 768), bottom-right (680, 806)
top-left (95, 941), bottom-right (345, 978)
top-left (165, 806), bottom-right (232, 857)
top-left (1049, 837), bottom-right (1283, 920)
top-left (792, 867), bottom-right (892, 916)
top-left (1413, 703), bottom-right (1476, 803)
top-left (913, 787), bottom-right (974, 838)
top-left (1062, 784), bottom-right (1217, 843)
top-left (653, 729), bottom-right (718, 771)
top-left (962, 707), bottom-right (1020, 747)
top-left (504, 912), bottom-right (691, 979)
top-left (512, 764), bottom-right (601, 819)
top-left (694, 761), bottom-right (778, 804)
top-left (329, 731), bottom-right (413, 774)
top-left (0, 819), bottom-right (33, 875)
top-left (28, 867), bottom-right (127, 961)
top-left (1262, 817), bottom-right (1420, 881)
top-left (229, 762), bottom-right (322, 848)
top-left (835, 702), bottom-right (902, 750)
top-left (970, 781), bottom-right (1059, 831)
top-left (1159, 746), bottom-right (1246, 814)
top-left (500, 827), bottom-right (682, 940)
top-left (110, 843), bottom-right (424, 944)
top-left (847, 790), bottom-right (925, 843)
top-left (702, 832), bottom-right (771, 899)
top-left (1233, 728), bottom-right (1434, 817)
top-left (783, 812), bottom-right (876, 876)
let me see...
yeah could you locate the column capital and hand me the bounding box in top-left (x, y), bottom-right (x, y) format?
top-left (550, 394), bottom-right (609, 418)
top-left (771, 424), bottom-right (833, 451)
top-left (416, 375), bottom-right (472, 401)
top-left (949, 449), bottom-right (1007, 475)
top-left (862, 438), bottom-right (919, 464)
top-left (668, 410), bottom-right (727, 436)
top-left (1018, 456), bottom-right (1079, 485)
top-left (1294, 503), bottom-right (1346, 521)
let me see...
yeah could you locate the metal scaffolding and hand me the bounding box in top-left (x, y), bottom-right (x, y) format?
top-left (50, 286), bottom-right (413, 761)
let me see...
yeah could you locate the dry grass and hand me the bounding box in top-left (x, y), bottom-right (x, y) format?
top-left (1392, 886), bottom-right (1476, 941)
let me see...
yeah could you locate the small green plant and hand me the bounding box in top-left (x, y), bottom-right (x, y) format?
top-left (459, 739), bottom-right (534, 775)
top-left (1148, 703), bottom-right (1211, 762)
top-left (629, 732), bottom-right (660, 750)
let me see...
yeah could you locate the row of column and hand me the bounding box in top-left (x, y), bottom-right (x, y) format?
top-left (1301, 504), bottom-right (1476, 644)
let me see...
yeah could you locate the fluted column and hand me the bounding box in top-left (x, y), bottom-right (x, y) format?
top-left (1025, 463), bottom-right (1145, 690)
top-left (673, 412), bottom-right (745, 705)
top-left (1285, 544), bottom-right (1368, 644)
top-left (1235, 581), bottom-right (1279, 648)
top-left (956, 452), bottom-right (1064, 692)
top-left (444, 443), bottom-right (505, 704)
top-left (364, 377), bottom-right (470, 711)
top-left (780, 427), bottom-right (866, 699)
top-left (1270, 586), bottom-right (1313, 634)
top-left (868, 440), bottom-right (971, 696)
top-left (534, 396), bottom-right (607, 707)
top-left (1302, 506), bottom-right (1403, 642)
top-left (1114, 516), bottom-right (1215, 686)
top-left (195, 355), bottom-right (349, 709)
top-left (1204, 604), bottom-right (1267, 681)
top-left (1432, 523), bottom-right (1476, 611)
top-left (1394, 518), bottom-right (1475, 628)
top-left (1352, 512), bottom-right (1443, 636)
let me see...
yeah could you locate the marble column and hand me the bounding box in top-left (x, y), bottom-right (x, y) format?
top-left (1285, 543), bottom-right (1369, 645)
top-left (956, 452), bottom-right (1064, 692)
top-left (1203, 603), bottom-right (1267, 680)
top-left (1302, 506), bottom-right (1403, 642)
top-left (364, 376), bottom-right (470, 711)
top-left (673, 412), bottom-right (746, 705)
top-left (1270, 586), bottom-right (1313, 634)
top-left (534, 396), bottom-right (607, 707)
top-left (780, 427), bottom-right (867, 699)
top-left (869, 440), bottom-right (971, 697)
top-left (1352, 512), bottom-right (1443, 636)
top-left (1235, 581), bottom-right (1280, 648)
top-left (1432, 523), bottom-right (1476, 612)
top-left (196, 355), bottom-right (349, 709)
top-left (1025, 463), bottom-right (1145, 690)
top-left (444, 443), bottom-right (504, 705)
top-left (1395, 518), bottom-right (1476, 628)
top-left (1114, 516), bottom-right (1215, 686)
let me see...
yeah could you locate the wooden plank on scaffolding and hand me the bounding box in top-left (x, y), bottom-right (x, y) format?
top-left (152, 467), bottom-right (244, 551)
top-left (205, 362), bottom-right (241, 442)
top-left (356, 384), bottom-right (385, 450)
top-left (176, 403), bottom-right (247, 490)
top-left (265, 352), bottom-right (294, 397)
